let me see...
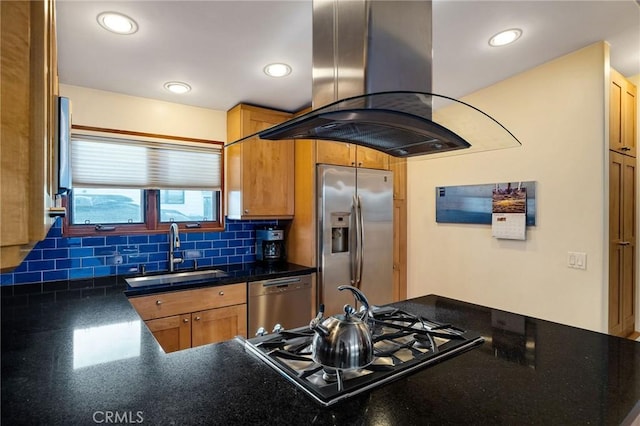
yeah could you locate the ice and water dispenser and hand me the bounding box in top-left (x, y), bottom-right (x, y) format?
top-left (330, 212), bottom-right (350, 253)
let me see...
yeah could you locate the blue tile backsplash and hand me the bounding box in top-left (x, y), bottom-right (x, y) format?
top-left (0, 218), bottom-right (278, 286)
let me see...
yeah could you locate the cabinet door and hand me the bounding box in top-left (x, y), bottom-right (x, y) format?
top-left (1, 0), bottom-right (32, 266)
top-left (146, 314), bottom-right (191, 353)
top-left (622, 78), bottom-right (637, 157)
top-left (226, 105), bottom-right (294, 219)
top-left (609, 152), bottom-right (636, 337)
top-left (610, 69), bottom-right (637, 157)
top-left (356, 146), bottom-right (389, 170)
top-left (621, 156), bottom-right (636, 335)
top-left (316, 141), bottom-right (356, 167)
top-left (191, 304), bottom-right (247, 347)
top-left (316, 142), bottom-right (389, 170)
top-left (1, 0), bottom-right (57, 271)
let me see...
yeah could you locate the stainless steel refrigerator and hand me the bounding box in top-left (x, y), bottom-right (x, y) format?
top-left (317, 164), bottom-right (393, 316)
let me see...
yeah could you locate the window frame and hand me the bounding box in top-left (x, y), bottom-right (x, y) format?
top-left (62, 126), bottom-right (225, 237)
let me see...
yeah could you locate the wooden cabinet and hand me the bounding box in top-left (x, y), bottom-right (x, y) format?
top-left (1, 0), bottom-right (59, 271)
top-left (610, 68), bottom-right (637, 157)
top-left (129, 283), bottom-right (247, 353)
top-left (191, 304), bottom-right (247, 348)
top-left (146, 314), bottom-right (192, 353)
top-left (226, 104), bottom-right (294, 219)
top-left (316, 141), bottom-right (389, 170)
top-left (390, 158), bottom-right (407, 301)
top-left (609, 152), bottom-right (636, 337)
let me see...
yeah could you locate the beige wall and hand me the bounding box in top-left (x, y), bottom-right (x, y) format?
top-left (407, 42), bottom-right (609, 332)
top-left (59, 84), bottom-right (227, 141)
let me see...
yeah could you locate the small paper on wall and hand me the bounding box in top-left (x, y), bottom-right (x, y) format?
top-left (491, 184), bottom-right (527, 240)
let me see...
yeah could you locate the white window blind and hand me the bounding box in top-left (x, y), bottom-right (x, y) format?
top-left (71, 133), bottom-right (222, 190)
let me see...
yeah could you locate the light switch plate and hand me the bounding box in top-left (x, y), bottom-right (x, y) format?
top-left (568, 252), bottom-right (586, 270)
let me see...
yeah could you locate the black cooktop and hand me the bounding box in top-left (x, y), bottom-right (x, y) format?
top-left (238, 306), bottom-right (485, 406)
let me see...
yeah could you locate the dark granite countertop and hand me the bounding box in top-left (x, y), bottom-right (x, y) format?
top-left (2, 269), bottom-right (639, 425)
top-left (123, 261), bottom-right (317, 296)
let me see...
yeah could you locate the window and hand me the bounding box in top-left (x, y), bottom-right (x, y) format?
top-left (64, 126), bottom-right (224, 236)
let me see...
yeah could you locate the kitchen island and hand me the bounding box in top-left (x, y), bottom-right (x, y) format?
top-left (2, 270), bottom-right (639, 425)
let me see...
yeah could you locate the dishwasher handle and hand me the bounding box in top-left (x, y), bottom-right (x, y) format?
top-left (261, 277), bottom-right (304, 287)
top-left (249, 275), bottom-right (312, 297)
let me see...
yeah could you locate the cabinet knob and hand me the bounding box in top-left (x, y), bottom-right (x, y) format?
top-left (183, 318), bottom-right (189, 323)
top-left (351, 161), bottom-right (356, 166)
top-left (244, 209), bottom-right (249, 214)
top-left (219, 291), bottom-right (225, 296)
top-left (195, 316), bottom-right (201, 321)
top-left (358, 162), bottom-right (363, 167)
top-left (155, 300), bottom-right (162, 305)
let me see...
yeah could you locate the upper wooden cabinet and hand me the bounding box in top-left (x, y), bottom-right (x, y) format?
top-left (1, 0), bottom-right (59, 272)
top-left (316, 141), bottom-right (390, 170)
top-left (610, 68), bottom-right (637, 157)
top-left (226, 104), bottom-right (294, 219)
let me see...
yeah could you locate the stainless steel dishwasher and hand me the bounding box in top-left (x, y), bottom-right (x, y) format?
top-left (248, 274), bottom-right (312, 337)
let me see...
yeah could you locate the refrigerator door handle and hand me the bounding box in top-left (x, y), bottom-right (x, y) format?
top-left (350, 194), bottom-right (359, 285)
top-left (356, 195), bottom-right (364, 288)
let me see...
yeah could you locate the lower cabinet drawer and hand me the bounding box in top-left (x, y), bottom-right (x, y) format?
top-left (129, 283), bottom-right (246, 320)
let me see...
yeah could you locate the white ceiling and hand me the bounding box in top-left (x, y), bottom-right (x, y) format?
top-left (57, 0), bottom-right (640, 114)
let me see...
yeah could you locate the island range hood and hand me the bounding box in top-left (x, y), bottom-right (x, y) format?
top-left (231, 0), bottom-right (521, 158)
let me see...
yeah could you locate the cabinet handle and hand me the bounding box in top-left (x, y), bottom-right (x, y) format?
top-left (156, 300), bottom-right (162, 305)
top-left (622, 147), bottom-right (631, 151)
top-left (219, 291), bottom-right (225, 296)
top-left (618, 241), bottom-right (631, 246)
top-left (195, 316), bottom-right (201, 321)
top-left (183, 318), bottom-right (189, 323)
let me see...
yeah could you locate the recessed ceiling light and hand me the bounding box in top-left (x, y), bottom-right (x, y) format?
top-left (97, 12), bottom-right (138, 35)
top-left (263, 63), bottom-right (292, 78)
top-left (488, 28), bottom-right (522, 47)
top-left (163, 81), bottom-right (192, 94)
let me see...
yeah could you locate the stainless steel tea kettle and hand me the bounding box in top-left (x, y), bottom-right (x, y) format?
top-left (309, 285), bottom-right (373, 370)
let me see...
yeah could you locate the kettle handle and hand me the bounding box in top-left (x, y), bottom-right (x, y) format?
top-left (338, 285), bottom-right (370, 319)
top-left (310, 303), bottom-right (324, 327)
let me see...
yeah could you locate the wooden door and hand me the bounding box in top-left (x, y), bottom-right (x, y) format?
top-left (356, 146), bottom-right (389, 170)
top-left (621, 77), bottom-right (637, 157)
top-left (226, 104), bottom-right (293, 219)
top-left (1, 0), bottom-right (32, 269)
top-left (609, 152), bottom-right (636, 337)
top-left (316, 141), bottom-right (355, 167)
top-left (621, 156), bottom-right (636, 335)
top-left (610, 69), bottom-right (637, 157)
top-left (191, 304), bottom-right (247, 347)
top-left (146, 314), bottom-right (191, 353)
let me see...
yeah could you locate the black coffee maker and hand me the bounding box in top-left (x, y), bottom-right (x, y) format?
top-left (256, 226), bottom-right (286, 263)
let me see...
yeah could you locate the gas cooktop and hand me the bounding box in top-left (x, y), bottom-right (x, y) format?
top-left (237, 306), bottom-right (485, 406)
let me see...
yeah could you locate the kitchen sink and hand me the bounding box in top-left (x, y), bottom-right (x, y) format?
top-left (125, 269), bottom-right (228, 288)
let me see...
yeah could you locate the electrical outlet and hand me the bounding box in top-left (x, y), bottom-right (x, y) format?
top-left (567, 252), bottom-right (586, 270)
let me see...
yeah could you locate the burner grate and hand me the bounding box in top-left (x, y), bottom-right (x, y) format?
top-left (239, 308), bottom-right (484, 406)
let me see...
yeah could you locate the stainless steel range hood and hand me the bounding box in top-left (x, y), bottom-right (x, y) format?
top-left (231, 0), bottom-right (521, 158)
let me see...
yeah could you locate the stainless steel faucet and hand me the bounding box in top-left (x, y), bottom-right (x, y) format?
top-left (169, 222), bottom-right (183, 272)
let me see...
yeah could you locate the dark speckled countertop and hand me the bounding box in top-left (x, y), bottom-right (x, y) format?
top-left (2, 264), bottom-right (639, 425)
